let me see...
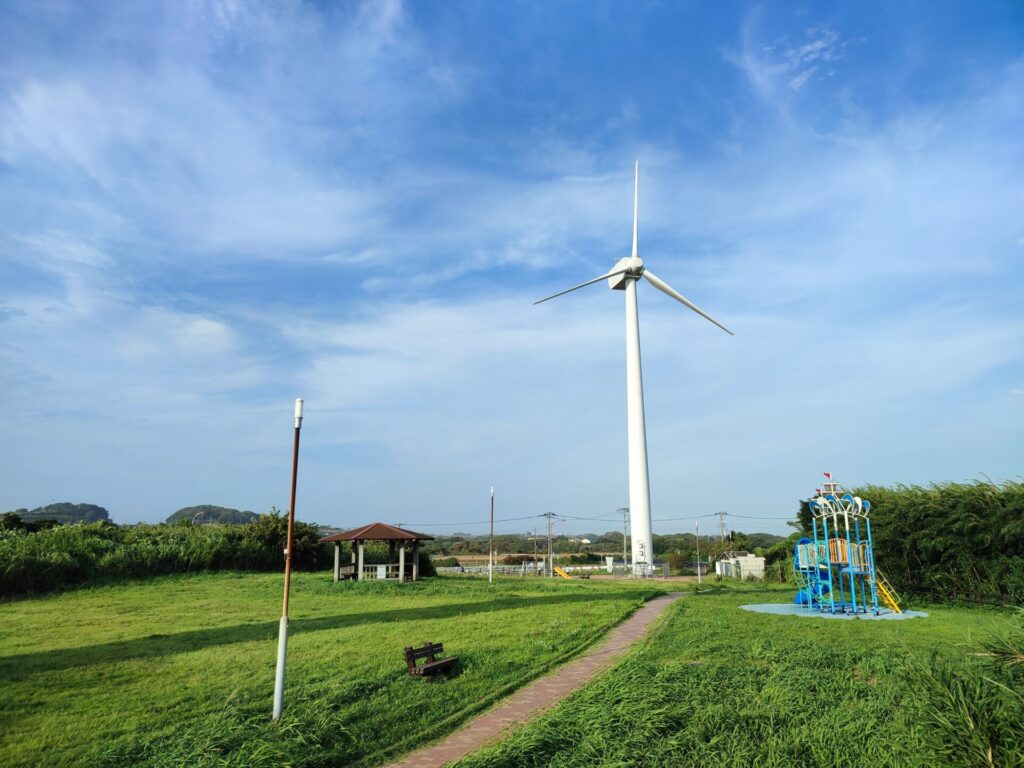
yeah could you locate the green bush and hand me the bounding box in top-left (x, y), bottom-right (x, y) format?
top-left (0, 512), bottom-right (329, 597)
top-left (564, 552), bottom-right (599, 565)
top-left (418, 552), bottom-right (437, 578)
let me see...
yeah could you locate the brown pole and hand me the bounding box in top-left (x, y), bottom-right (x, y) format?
top-left (282, 418), bottom-right (302, 617)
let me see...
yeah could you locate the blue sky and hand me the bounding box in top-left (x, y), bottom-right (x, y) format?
top-left (1, 1), bottom-right (1022, 536)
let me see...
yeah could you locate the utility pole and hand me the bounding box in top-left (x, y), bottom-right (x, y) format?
top-left (533, 527), bottom-right (539, 574)
top-left (716, 511), bottom-right (727, 544)
top-left (695, 521), bottom-right (701, 586)
top-left (617, 507), bottom-right (629, 571)
top-left (546, 511), bottom-right (554, 577)
top-left (273, 398), bottom-right (303, 721)
top-left (488, 487), bottom-right (494, 584)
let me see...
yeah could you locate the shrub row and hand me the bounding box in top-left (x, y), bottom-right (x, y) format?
top-left (1, 512), bottom-right (324, 597)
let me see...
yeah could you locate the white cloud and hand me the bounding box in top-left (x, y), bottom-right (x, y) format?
top-left (119, 308), bottom-right (236, 361)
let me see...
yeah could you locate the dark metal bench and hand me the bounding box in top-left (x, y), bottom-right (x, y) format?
top-left (404, 641), bottom-right (458, 677)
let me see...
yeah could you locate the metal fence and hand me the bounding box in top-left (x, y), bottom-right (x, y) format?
top-left (436, 562), bottom-right (670, 578)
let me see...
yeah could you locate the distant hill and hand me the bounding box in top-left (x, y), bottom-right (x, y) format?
top-left (166, 505), bottom-right (259, 525)
top-left (745, 532), bottom-right (786, 550)
top-left (5, 503), bottom-right (111, 524)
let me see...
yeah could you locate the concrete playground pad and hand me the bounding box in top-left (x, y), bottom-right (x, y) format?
top-left (741, 603), bottom-right (929, 620)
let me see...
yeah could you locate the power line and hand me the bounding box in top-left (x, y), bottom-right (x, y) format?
top-left (404, 514), bottom-right (546, 528)
top-left (348, 510), bottom-right (791, 533)
top-left (557, 513), bottom-right (623, 522)
top-left (649, 513), bottom-right (720, 522)
top-left (726, 513), bottom-right (795, 521)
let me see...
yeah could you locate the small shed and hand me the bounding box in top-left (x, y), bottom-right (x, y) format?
top-left (318, 523), bottom-right (434, 582)
top-left (715, 550), bottom-right (766, 579)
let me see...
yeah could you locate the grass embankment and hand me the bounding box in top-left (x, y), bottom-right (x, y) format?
top-left (459, 584), bottom-right (1024, 768)
top-left (0, 572), bottom-right (663, 767)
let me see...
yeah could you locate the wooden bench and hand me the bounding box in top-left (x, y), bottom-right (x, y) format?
top-left (404, 641), bottom-right (458, 677)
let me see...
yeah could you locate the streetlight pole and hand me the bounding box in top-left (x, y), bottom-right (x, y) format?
top-left (273, 398), bottom-right (303, 721)
top-left (488, 486), bottom-right (494, 584)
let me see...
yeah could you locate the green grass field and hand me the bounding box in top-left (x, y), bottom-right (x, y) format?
top-left (0, 572), bottom-right (662, 767)
top-left (2, 576), bottom-right (1021, 767)
top-left (458, 584), bottom-right (1024, 768)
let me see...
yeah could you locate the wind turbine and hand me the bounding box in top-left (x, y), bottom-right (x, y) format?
top-left (535, 163), bottom-right (733, 574)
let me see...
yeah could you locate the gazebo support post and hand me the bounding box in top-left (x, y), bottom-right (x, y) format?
top-left (388, 541), bottom-right (396, 576)
top-left (413, 540), bottom-right (420, 581)
top-left (333, 542), bottom-right (340, 582)
top-left (357, 540), bottom-right (365, 581)
top-left (399, 544), bottom-right (406, 582)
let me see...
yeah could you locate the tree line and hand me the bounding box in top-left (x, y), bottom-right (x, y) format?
top-left (0, 510), bottom-right (443, 597)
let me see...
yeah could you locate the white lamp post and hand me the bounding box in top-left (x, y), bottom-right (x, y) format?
top-left (272, 398), bottom-right (303, 720)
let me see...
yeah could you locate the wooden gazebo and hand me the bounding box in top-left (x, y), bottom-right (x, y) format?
top-left (318, 523), bottom-right (434, 582)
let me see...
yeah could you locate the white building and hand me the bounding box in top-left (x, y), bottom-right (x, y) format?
top-left (715, 551), bottom-right (765, 579)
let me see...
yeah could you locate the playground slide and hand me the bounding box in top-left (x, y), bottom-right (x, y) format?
top-left (553, 566), bottom-right (573, 579)
top-left (874, 570), bottom-right (903, 614)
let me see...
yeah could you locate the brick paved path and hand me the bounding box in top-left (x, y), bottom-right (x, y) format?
top-left (384, 591), bottom-right (685, 768)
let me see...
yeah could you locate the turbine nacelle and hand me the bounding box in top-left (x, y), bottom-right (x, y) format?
top-left (608, 256), bottom-right (644, 289)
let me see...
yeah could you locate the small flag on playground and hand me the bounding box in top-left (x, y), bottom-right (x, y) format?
top-left (824, 472), bottom-right (832, 479)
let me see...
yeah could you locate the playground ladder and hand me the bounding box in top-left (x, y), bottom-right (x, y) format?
top-left (873, 570), bottom-right (902, 614)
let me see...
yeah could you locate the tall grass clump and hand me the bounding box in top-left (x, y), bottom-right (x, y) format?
top-left (0, 512), bottom-right (335, 597)
top-left (799, 480), bottom-right (1024, 604)
top-left (916, 618), bottom-right (1024, 767)
top-left (101, 692), bottom-right (356, 768)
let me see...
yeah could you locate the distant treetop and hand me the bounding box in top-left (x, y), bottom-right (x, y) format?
top-left (166, 505), bottom-right (259, 525)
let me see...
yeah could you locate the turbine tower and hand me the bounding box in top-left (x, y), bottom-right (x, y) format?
top-left (535, 163), bottom-right (733, 574)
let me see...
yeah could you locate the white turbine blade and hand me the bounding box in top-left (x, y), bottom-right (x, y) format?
top-left (533, 268), bottom-right (629, 305)
top-left (642, 270), bottom-right (734, 335)
top-left (632, 161), bottom-right (639, 257)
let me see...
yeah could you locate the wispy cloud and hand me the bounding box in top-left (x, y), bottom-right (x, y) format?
top-left (726, 12), bottom-right (852, 104)
top-left (0, 1), bottom-right (1021, 529)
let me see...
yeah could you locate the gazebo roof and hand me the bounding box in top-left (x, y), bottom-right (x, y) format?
top-left (318, 522), bottom-right (434, 543)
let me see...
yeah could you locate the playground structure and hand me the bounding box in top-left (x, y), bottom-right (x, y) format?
top-left (793, 474), bottom-right (902, 616)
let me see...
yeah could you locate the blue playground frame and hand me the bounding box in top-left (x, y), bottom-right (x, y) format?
top-left (792, 475), bottom-right (900, 616)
